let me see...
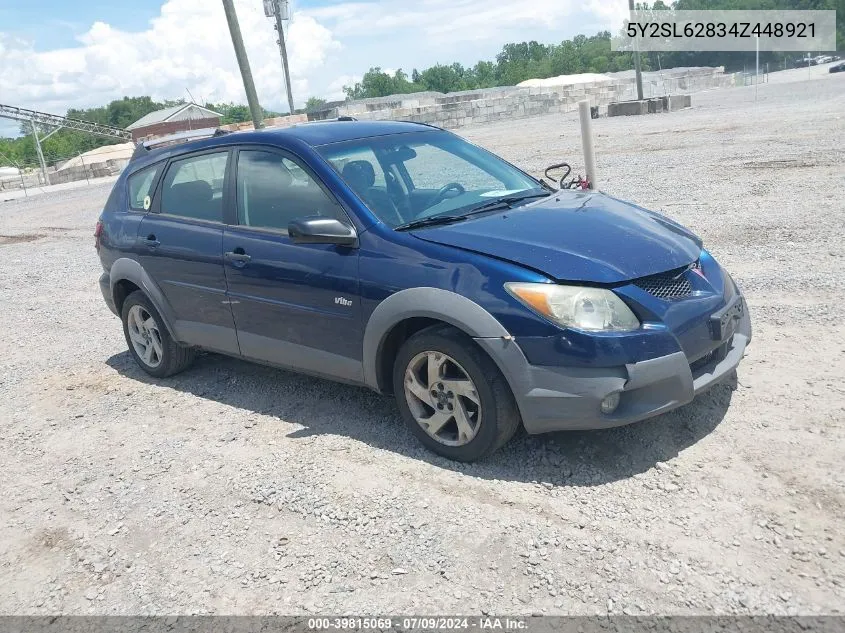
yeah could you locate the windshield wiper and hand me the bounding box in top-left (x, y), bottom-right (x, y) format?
top-left (461, 191), bottom-right (552, 217)
top-left (394, 215), bottom-right (468, 231)
top-left (394, 191), bottom-right (551, 231)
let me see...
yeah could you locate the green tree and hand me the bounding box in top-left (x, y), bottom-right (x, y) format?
top-left (418, 64), bottom-right (466, 93)
top-left (67, 96), bottom-right (165, 129)
top-left (305, 97), bottom-right (327, 112)
top-left (343, 67), bottom-right (422, 99)
top-left (206, 102), bottom-right (252, 124)
top-left (470, 61), bottom-right (497, 88)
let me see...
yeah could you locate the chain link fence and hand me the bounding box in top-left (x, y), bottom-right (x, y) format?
top-left (0, 149), bottom-right (130, 195)
top-left (739, 63), bottom-right (771, 86)
top-left (611, 67), bottom-right (743, 102)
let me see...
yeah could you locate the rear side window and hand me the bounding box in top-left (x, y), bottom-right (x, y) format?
top-left (159, 152), bottom-right (228, 222)
top-left (127, 165), bottom-right (160, 210)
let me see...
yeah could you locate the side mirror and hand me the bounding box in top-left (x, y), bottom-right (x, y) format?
top-left (288, 216), bottom-right (357, 247)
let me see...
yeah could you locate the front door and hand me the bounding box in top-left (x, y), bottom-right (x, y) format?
top-left (138, 149), bottom-right (239, 355)
top-left (222, 147), bottom-right (362, 383)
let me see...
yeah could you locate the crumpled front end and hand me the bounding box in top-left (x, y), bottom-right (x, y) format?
top-left (475, 251), bottom-right (751, 433)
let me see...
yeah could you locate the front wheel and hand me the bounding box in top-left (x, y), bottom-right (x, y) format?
top-left (393, 325), bottom-right (520, 462)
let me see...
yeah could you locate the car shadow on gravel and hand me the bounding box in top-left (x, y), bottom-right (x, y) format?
top-left (106, 351), bottom-right (736, 487)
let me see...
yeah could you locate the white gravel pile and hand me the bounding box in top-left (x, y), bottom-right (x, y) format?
top-left (518, 73), bottom-right (613, 88)
top-left (57, 142), bottom-right (135, 172)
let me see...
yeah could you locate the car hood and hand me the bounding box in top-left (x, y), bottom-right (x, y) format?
top-left (410, 191), bottom-right (702, 283)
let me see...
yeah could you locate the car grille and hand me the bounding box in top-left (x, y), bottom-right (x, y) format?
top-left (690, 337), bottom-right (732, 374)
top-left (633, 265), bottom-right (694, 301)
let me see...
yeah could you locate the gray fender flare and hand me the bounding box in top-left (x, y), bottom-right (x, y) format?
top-left (362, 287), bottom-right (511, 391)
top-left (109, 258), bottom-right (178, 340)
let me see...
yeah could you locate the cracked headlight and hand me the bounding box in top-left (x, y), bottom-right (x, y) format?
top-left (505, 283), bottom-right (640, 332)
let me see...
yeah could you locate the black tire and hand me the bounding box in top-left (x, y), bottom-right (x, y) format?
top-left (392, 325), bottom-right (521, 462)
top-left (121, 290), bottom-right (195, 378)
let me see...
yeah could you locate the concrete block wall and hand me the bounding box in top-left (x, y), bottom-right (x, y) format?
top-left (321, 66), bottom-right (738, 130)
top-left (219, 113), bottom-right (308, 132)
top-left (50, 157), bottom-right (129, 185)
top-left (334, 81), bottom-right (628, 129)
top-left (613, 68), bottom-right (740, 102)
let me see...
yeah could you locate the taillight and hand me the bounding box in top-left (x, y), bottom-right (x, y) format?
top-left (94, 220), bottom-right (104, 251)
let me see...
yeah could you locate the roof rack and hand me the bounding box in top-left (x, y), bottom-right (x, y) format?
top-left (398, 120), bottom-right (444, 130)
top-left (306, 116), bottom-right (358, 123)
top-left (132, 127), bottom-right (232, 159)
top-left (142, 127), bottom-right (230, 149)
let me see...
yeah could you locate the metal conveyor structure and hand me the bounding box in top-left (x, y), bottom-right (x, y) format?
top-left (0, 103), bottom-right (131, 185)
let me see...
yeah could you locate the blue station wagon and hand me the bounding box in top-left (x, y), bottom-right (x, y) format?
top-left (96, 120), bottom-right (750, 462)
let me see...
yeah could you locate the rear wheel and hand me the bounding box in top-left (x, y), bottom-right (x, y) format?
top-left (121, 290), bottom-right (195, 378)
top-left (393, 325), bottom-right (520, 462)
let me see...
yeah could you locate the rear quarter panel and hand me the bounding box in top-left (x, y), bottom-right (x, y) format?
top-left (97, 172), bottom-right (144, 272)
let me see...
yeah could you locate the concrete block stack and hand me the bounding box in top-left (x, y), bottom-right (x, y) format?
top-left (310, 66), bottom-right (732, 130)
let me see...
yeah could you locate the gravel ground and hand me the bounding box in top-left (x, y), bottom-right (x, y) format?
top-left (1, 71), bottom-right (843, 616)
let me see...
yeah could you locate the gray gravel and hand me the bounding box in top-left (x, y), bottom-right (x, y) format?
top-left (1, 70), bottom-right (844, 615)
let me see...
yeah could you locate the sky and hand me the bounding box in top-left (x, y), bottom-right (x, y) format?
top-left (0, 0), bottom-right (628, 136)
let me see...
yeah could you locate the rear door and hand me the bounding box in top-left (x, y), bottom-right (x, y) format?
top-left (137, 149), bottom-right (239, 355)
top-left (221, 146), bottom-right (362, 383)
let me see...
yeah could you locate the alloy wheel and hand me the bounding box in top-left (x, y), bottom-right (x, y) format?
top-left (403, 351), bottom-right (482, 447)
top-left (127, 304), bottom-right (163, 368)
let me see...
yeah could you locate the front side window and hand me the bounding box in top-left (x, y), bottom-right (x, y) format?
top-left (159, 152), bottom-right (228, 222)
top-left (127, 164), bottom-right (160, 210)
top-left (235, 150), bottom-right (342, 232)
top-left (317, 130), bottom-right (542, 227)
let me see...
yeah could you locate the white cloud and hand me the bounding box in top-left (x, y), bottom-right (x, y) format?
top-left (304, 0), bottom-right (619, 43)
top-left (299, 0), bottom-right (623, 95)
top-left (0, 0), bottom-right (624, 132)
top-left (0, 0), bottom-right (339, 119)
top-left (325, 74), bottom-right (362, 102)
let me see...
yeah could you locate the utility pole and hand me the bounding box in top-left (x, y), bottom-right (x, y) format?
top-left (30, 121), bottom-right (50, 186)
top-left (266, 0), bottom-right (295, 114)
top-left (628, 0), bottom-right (644, 101)
top-left (222, 0), bottom-right (265, 129)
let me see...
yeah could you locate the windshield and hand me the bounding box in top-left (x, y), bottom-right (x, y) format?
top-left (317, 130), bottom-right (544, 228)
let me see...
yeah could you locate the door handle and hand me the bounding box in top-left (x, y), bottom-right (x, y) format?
top-left (141, 234), bottom-right (160, 248)
top-left (224, 249), bottom-right (251, 265)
